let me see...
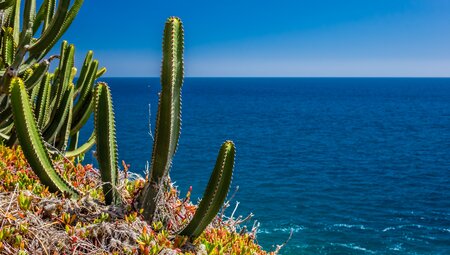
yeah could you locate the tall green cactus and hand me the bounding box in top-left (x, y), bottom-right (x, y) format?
top-left (139, 16), bottom-right (184, 221)
top-left (138, 18), bottom-right (236, 240)
top-left (9, 77), bottom-right (81, 198)
top-left (179, 141), bottom-right (235, 239)
top-left (94, 82), bottom-right (121, 205)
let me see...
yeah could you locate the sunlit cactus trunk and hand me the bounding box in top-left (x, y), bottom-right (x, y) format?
top-left (139, 17), bottom-right (184, 221)
top-left (94, 82), bottom-right (121, 205)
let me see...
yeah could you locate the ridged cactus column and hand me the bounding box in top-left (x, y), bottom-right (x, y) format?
top-left (139, 17), bottom-right (184, 221)
top-left (179, 141), bottom-right (236, 239)
top-left (9, 77), bottom-right (81, 198)
top-left (94, 82), bottom-right (121, 205)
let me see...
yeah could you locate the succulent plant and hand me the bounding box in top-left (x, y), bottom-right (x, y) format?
top-left (94, 82), bottom-right (121, 205)
top-left (179, 141), bottom-right (235, 239)
top-left (2, 5), bottom-right (237, 239)
top-left (0, 0), bottom-right (102, 157)
top-left (138, 17), bottom-right (236, 239)
top-left (9, 77), bottom-right (81, 198)
top-left (138, 16), bottom-right (184, 221)
top-left (0, 0), bottom-right (84, 83)
top-left (8, 75), bottom-right (121, 203)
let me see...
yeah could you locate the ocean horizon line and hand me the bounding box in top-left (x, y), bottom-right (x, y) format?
top-left (96, 76), bottom-right (450, 79)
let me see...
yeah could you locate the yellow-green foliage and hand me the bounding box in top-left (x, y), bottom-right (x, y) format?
top-left (0, 145), bottom-right (272, 255)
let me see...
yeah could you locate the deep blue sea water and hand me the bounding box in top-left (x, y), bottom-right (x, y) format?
top-left (81, 78), bottom-right (450, 254)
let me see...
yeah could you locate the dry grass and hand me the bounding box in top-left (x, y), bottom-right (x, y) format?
top-left (0, 145), bottom-right (275, 254)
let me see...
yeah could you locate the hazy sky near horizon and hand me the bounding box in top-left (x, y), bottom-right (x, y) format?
top-left (61, 0), bottom-right (450, 77)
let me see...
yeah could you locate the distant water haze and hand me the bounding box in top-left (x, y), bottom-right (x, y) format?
top-left (80, 78), bottom-right (450, 254)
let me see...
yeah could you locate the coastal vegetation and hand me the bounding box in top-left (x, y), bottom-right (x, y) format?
top-left (0, 0), bottom-right (273, 254)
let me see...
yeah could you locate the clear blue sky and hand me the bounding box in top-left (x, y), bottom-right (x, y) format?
top-left (61, 0), bottom-right (450, 77)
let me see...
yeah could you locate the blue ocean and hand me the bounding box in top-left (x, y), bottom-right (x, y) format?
top-left (81, 78), bottom-right (450, 254)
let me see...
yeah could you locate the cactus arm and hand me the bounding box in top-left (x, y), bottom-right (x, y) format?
top-left (27, 0), bottom-right (69, 54)
top-left (36, 73), bottom-right (50, 127)
top-left (139, 17), bottom-right (184, 220)
top-left (42, 82), bottom-right (73, 143)
top-left (28, 0), bottom-right (83, 59)
top-left (12, 20), bottom-right (32, 69)
top-left (53, 42), bottom-right (74, 108)
top-left (0, 0), bottom-right (15, 9)
top-left (9, 77), bottom-right (81, 198)
top-left (42, 42), bottom-right (73, 130)
top-left (179, 141), bottom-right (235, 239)
top-left (71, 59), bottom-right (97, 135)
top-left (94, 83), bottom-right (120, 205)
top-left (70, 92), bottom-right (92, 135)
top-left (95, 67), bottom-right (106, 79)
top-left (52, 0), bottom-right (83, 46)
top-left (11, 0), bottom-right (20, 43)
top-left (32, 0), bottom-right (45, 34)
top-left (74, 50), bottom-right (93, 92)
top-left (24, 60), bottom-right (49, 90)
top-left (1, 27), bottom-right (15, 67)
top-left (21, 0), bottom-right (36, 36)
top-left (67, 131), bottom-right (78, 151)
top-left (13, 0), bottom-right (35, 68)
top-left (29, 71), bottom-right (40, 107)
top-left (152, 17), bottom-right (184, 181)
top-left (43, 0), bottom-right (55, 32)
top-left (64, 131), bottom-right (95, 158)
top-left (54, 84), bottom-right (74, 151)
top-left (73, 59), bottom-right (97, 116)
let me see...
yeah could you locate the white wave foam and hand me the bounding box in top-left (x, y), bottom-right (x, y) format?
top-left (331, 243), bottom-right (376, 254)
top-left (332, 223), bottom-right (368, 230)
top-left (257, 225), bottom-right (305, 234)
top-left (382, 224), bottom-right (449, 233)
top-left (388, 243), bottom-right (403, 251)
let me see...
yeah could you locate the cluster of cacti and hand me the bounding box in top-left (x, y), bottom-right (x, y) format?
top-left (1, 0), bottom-right (236, 241)
top-left (9, 75), bottom-right (122, 203)
top-left (0, 0), bottom-right (111, 201)
top-left (0, 0), bottom-right (103, 156)
top-left (0, 0), bottom-right (84, 87)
